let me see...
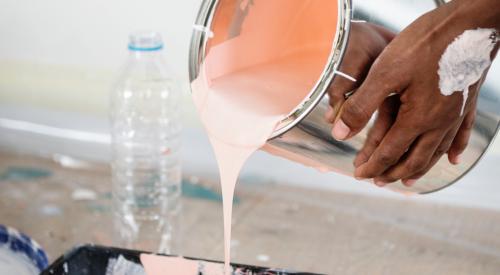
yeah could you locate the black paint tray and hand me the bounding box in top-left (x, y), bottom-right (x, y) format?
top-left (41, 244), bottom-right (320, 275)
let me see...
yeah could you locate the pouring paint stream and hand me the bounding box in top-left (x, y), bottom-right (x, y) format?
top-left (191, 1), bottom-right (338, 273)
top-left (140, 1), bottom-right (338, 274)
top-left (192, 64), bottom-right (295, 273)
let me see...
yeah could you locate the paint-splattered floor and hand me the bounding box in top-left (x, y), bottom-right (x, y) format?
top-left (1, 151), bottom-right (500, 275)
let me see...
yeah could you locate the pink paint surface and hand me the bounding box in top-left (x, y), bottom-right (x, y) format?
top-left (141, 254), bottom-right (198, 275)
top-left (142, 0), bottom-right (338, 274)
top-left (140, 254), bottom-right (225, 275)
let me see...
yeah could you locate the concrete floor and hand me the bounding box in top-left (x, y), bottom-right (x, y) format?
top-left (1, 151), bottom-right (500, 274)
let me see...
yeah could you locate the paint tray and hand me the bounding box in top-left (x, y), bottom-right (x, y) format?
top-left (41, 244), bottom-right (320, 275)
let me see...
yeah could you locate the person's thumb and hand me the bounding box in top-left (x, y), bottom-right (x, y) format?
top-left (332, 72), bottom-right (398, 140)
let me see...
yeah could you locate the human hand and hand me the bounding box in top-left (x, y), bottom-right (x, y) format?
top-left (325, 22), bottom-right (395, 122)
top-left (353, 85), bottom-right (480, 186)
top-left (331, 0), bottom-right (498, 186)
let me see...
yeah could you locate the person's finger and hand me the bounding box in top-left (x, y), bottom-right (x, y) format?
top-left (326, 63), bottom-right (360, 122)
top-left (447, 107), bottom-right (475, 165)
top-left (354, 95), bottom-right (400, 168)
top-left (374, 130), bottom-right (446, 185)
top-left (446, 78), bottom-right (481, 165)
top-left (443, 66), bottom-right (483, 165)
top-left (332, 59), bottom-right (406, 141)
top-left (369, 23), bottom-right (397, 42)
top-left (354, 119), bottom-right (419, 180)
top-left (326, 24), bottom-right (372, 122)
top-left (325, 75), bottom-right (356, 123)
top-left (402, 122), bottom-right (462, 186)
top-left (325, 105), bottom-right (338, 123)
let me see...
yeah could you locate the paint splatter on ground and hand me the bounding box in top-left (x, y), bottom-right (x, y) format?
top-left (71, 189), bottom-right (97, 201)
top-left (86, 203), bottom-right (110, 213)
top-left (0, 167), bottom-right (51, 181)
top-left (182, 179), bottom-right (240, 203)
top-left (39, 204), bottom-right (63, 216)
top-left (256, 254), bottom-right (270, 262)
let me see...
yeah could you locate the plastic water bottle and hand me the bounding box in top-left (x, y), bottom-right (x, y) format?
top-left (109, 31), bottom-right (182, 253)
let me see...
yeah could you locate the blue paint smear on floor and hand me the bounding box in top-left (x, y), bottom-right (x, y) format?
top-left (0, 166), bottom-right (52, 181)
top-left (182, 180), bottom-right (240, 204)
top-left (100, 180), bottom-right (240, 204)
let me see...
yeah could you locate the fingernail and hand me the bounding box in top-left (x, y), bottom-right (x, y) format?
top-left (325, 106), bottom-right (334, 122)
top-left (332, 119), bottom-right (350, 140)
top-left (403, 179), bottom-right (418, 186)
top-left (374, 179), bottom-right (387, 187)
top-left (354, 165), bottom-right (366, 179)
top-left (354, 167), bottom-right (362, 179)
top-left (451, 154), bottom-right (462, 165)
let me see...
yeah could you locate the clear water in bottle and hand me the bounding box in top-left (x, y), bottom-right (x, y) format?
top-left (110, 31), bottom-right (182, 254)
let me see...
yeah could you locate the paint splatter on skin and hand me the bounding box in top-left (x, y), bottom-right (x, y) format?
top-left (438, 28), bottom-right (497, 115)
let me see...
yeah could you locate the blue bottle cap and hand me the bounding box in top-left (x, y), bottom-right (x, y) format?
top-left (128, 31), bottom-right (164, 51)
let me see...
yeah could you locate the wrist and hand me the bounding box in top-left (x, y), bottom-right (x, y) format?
top-left (451, 0), bottom-right (500, 30)
top-left (428, 0), bottom-right (499, 60)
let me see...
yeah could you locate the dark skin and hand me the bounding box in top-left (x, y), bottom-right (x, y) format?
top-left (330, 0), bottom-right (499, 186)
top-left (325, 22), bottom-right (396, 122)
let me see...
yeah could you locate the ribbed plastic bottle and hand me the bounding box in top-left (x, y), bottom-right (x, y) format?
top-left (109, 31), bottom-right (181, 253)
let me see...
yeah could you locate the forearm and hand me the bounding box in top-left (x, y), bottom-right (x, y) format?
top-left (439, 0), bottom-right (498, 35)
top-left (466, 0), bottom-right (500, 60)
top-left (424, 0), bottom-right (499, 61)
top-left (452, 0), bottom-right (499, 61)
top-left (453, 0), bottom-right (500, 30)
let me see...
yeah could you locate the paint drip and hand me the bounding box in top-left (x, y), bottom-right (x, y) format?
top-left (438, 28), bottom-right (497, 115)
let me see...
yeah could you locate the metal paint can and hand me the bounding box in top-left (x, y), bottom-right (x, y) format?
top-left (189, 0), bottom-right (500, 194)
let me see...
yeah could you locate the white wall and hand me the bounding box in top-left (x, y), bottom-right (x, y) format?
top-left (0, 0), bottom-right (199, 73)
top-left (0, 0), bottom-right (201, 119)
